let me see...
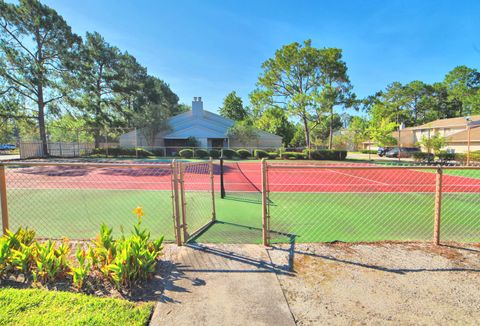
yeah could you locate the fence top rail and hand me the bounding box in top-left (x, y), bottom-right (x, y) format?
top-left (0, 161), bottom-right (173, 169)
top-left (266, 163), bottom-right (480, 170)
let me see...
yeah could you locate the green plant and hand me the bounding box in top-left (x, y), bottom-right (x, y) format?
top-left (221, 149), bottom-right (236, 159)
top-left (236, 149), bottom-right (250, 159)
top-left (70, 247), bottom-right (91, 289)
top-left (11, 243), bottom-right (33, 275)
top-left (267, 152), bottom-right (279, 159)
top-left (309, 150), bottom-right (347, 160)
top-left (32, 240), bottom-right (70, 284)
top-left (194, 149), bottom-right (209, 158)
top-left (179, 149), bottom-right (194, 159)
top-left (0, 238), bottom-right (11, 277)
top-left (254, 149), bottom-right (269, 159)
top-left (281, 152), bottom-right (305, 159)
top-left (412, 152), bottom-right (434, 163)
top-left (209, 149), bottom-right (221, 159)
top-left (360, 149), bottom-right (377, 154)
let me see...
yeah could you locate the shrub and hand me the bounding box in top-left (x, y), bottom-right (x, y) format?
top-left (254, 149), bottom-right (269, 159)
top-left (360, 149), bottom-right (377, 154)
top-left (268, 152), bottom-right (279, 159)
top-left (222, 149), bottom-right (236, 159)
top-left (310, 150), bottom-right (347, 160)
top-left (151, 148), bottom-right (166, 157)
top-left (194, 149), bottom-right (209, 158)
top-left (281, 152), bottom-right (305, 160)
top-left (209, 149), bottom-right (221, 159)
top-left (236, 149), bottom-right (250, 159)
top-left (437, 151), bottom-right (455, 163)
top-left (179, 149), bottom-right (194, 158)
top-left (412, 152), bottom-right (434, 163)
top-left (134, 148), bottom-right (154, 157)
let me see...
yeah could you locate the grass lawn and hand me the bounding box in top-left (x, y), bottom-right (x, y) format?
top-left (6, 188), bottom-right (479, 244)
top-left (0, 288), bottom-right (153, 325)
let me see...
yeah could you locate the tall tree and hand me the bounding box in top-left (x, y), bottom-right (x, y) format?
top-left (254, 107), bottom-right (295, 146)
top-left (250, 40), bottom-right (354, 151)
top-left (0, 0), bottom-right (81, 154)
top-left (133, 76), bottom-right (180, 146)
top-left (444, 66), bottom-right (480, 116)
top-left (72, 31), bottom-right (124, 147)
top-left (219, 91), bottom-right (248, 121)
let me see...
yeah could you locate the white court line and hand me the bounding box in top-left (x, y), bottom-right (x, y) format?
top-left (327, 169), bottom-right (390, 185)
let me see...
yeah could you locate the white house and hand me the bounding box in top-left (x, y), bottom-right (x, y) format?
top-left (120, 97), bottom-right (282, 152)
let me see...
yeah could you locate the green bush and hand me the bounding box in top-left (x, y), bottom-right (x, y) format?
top-left (360, 149), bottom-right (377, 154)
top-left (151, 149), bottom-right (166, 157)
top-left (254, 149), bottom-right (269, 159)
top-left (236, 149), bottom-right (250, 159)
top-left (194, 149), bottom-right (209, 158)
top-left (209, 149), bottom-right (221, 159)
top-left (179, 149), bottom-right (194, 158)
top-left (281, 152), bottom-right (305, 160)
top-left (268, 152), bottom-right (279, 159)
top-left (310, 150), bottom-right (348, 160)
top-left (412, 152), bottom-right (434, 163)
top-left (437, 151), bottom-right (455, 162)
top-left (222, 149), bottom-right (236, 159)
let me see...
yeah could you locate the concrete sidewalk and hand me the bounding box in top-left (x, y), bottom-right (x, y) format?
top-left (150, 244), bottom-right (295, 326)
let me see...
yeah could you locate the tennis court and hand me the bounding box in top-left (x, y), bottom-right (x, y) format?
top-left (1, 160), bottom-right (479, 244)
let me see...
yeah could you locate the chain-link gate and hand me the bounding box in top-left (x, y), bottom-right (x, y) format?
top-left (172, 159), bottom-right (216, 244)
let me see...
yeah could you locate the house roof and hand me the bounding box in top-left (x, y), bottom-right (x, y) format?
top-left (411, 115), bottom-right (480, 130)
top-left (446, 125), bottom-right (480, 142)
top-left (163, 109), bottom-right (281, 140)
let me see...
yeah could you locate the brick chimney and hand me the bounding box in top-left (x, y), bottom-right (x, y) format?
top-left (192, 97), bottom-right (203, 118)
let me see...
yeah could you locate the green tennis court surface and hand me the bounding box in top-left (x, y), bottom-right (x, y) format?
top-left (6, 189), bottom-right (479, 243)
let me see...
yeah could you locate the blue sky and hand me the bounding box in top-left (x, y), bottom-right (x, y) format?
top-left (43, 0), bottom-right (480, 114)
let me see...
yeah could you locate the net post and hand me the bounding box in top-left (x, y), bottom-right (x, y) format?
top-left (261, 158), bottom-right (270, 246)
top-left (220, 157), bottom-right (225, 199)
top-left (171, 160), bottom-right (183, 246)
top-left (209, 157), bottom-right (216, 221)
top-left (0, 165), bottom-right (9, 235)
top-left (434, 167), bottom-right (443, 245)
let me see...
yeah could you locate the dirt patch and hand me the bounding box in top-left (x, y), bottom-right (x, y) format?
top-left (268, 242), bottom-right (480, 325)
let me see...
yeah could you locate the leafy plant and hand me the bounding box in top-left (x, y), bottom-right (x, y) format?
top-left (11, 243), bottom-right (33, 275)
top-left (0, 238), bottom-right (11, 277)
top-left (236, 149), bottom-right (250, 159)
top-left (69, 247), bottom-right (91, 289)
top-left (179, 149), bottom-right (193, 158)
top-left (32, 240), bottom-right (70, 284)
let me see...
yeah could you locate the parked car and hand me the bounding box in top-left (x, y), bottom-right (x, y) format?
top-left (385, 147), bottom-right (421, 158)
top-left (0, 144), bottom-right (16, 151)
top-left (377, 147), bottom-right (393, 157)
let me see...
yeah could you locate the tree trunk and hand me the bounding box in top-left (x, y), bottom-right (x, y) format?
top-left (37, 85), bottom-right (49, 156)
top-left (302, 115), bottom-right (310, 158)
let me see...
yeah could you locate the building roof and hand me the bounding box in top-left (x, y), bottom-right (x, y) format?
top-left (411, 115), bottom-right (480, 130)
top-left (446, 126), bottom-right (480, 142)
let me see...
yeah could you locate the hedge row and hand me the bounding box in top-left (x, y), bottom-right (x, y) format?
top-left (91, 147), bottom-right (154, 157)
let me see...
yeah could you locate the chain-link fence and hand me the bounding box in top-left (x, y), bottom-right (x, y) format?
top-left (0, 160), bottom-right (216, 245)
top-left (262, 161), bottom-right (480, 245)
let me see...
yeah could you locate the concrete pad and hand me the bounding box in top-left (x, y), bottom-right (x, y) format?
top-left (150, 244), bottom-right (295, 326)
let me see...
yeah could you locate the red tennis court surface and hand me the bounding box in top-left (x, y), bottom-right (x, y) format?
top-left (4, 162), bottom-right (480, 193)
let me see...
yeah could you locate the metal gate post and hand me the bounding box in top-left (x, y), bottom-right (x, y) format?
top-left (179, 162), bottom-right (189, 242)
top-left (434, 167), bottom-right (443, 245)
top-left (209, 158), bottom-right (216, 221)
top-left (171, 160), bottom-right (183, 246)
top-left (0, 165), bottom-right (9, 235)
top-left (261, 159), bottom-right (270, 246)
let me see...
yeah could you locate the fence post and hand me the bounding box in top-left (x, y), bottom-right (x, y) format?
top-left (261, 158), bottom-right (270, 246)
top-left (179, 162), bottom-right (188, 242)
top-left (434, 167), bottom-right (443, 245)
top-left (209, 157), bottom-right (216, 221)
top-left (171, 160), bottom-right (183, 246)
top-left (0, 165), bottom-right (9, 235)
